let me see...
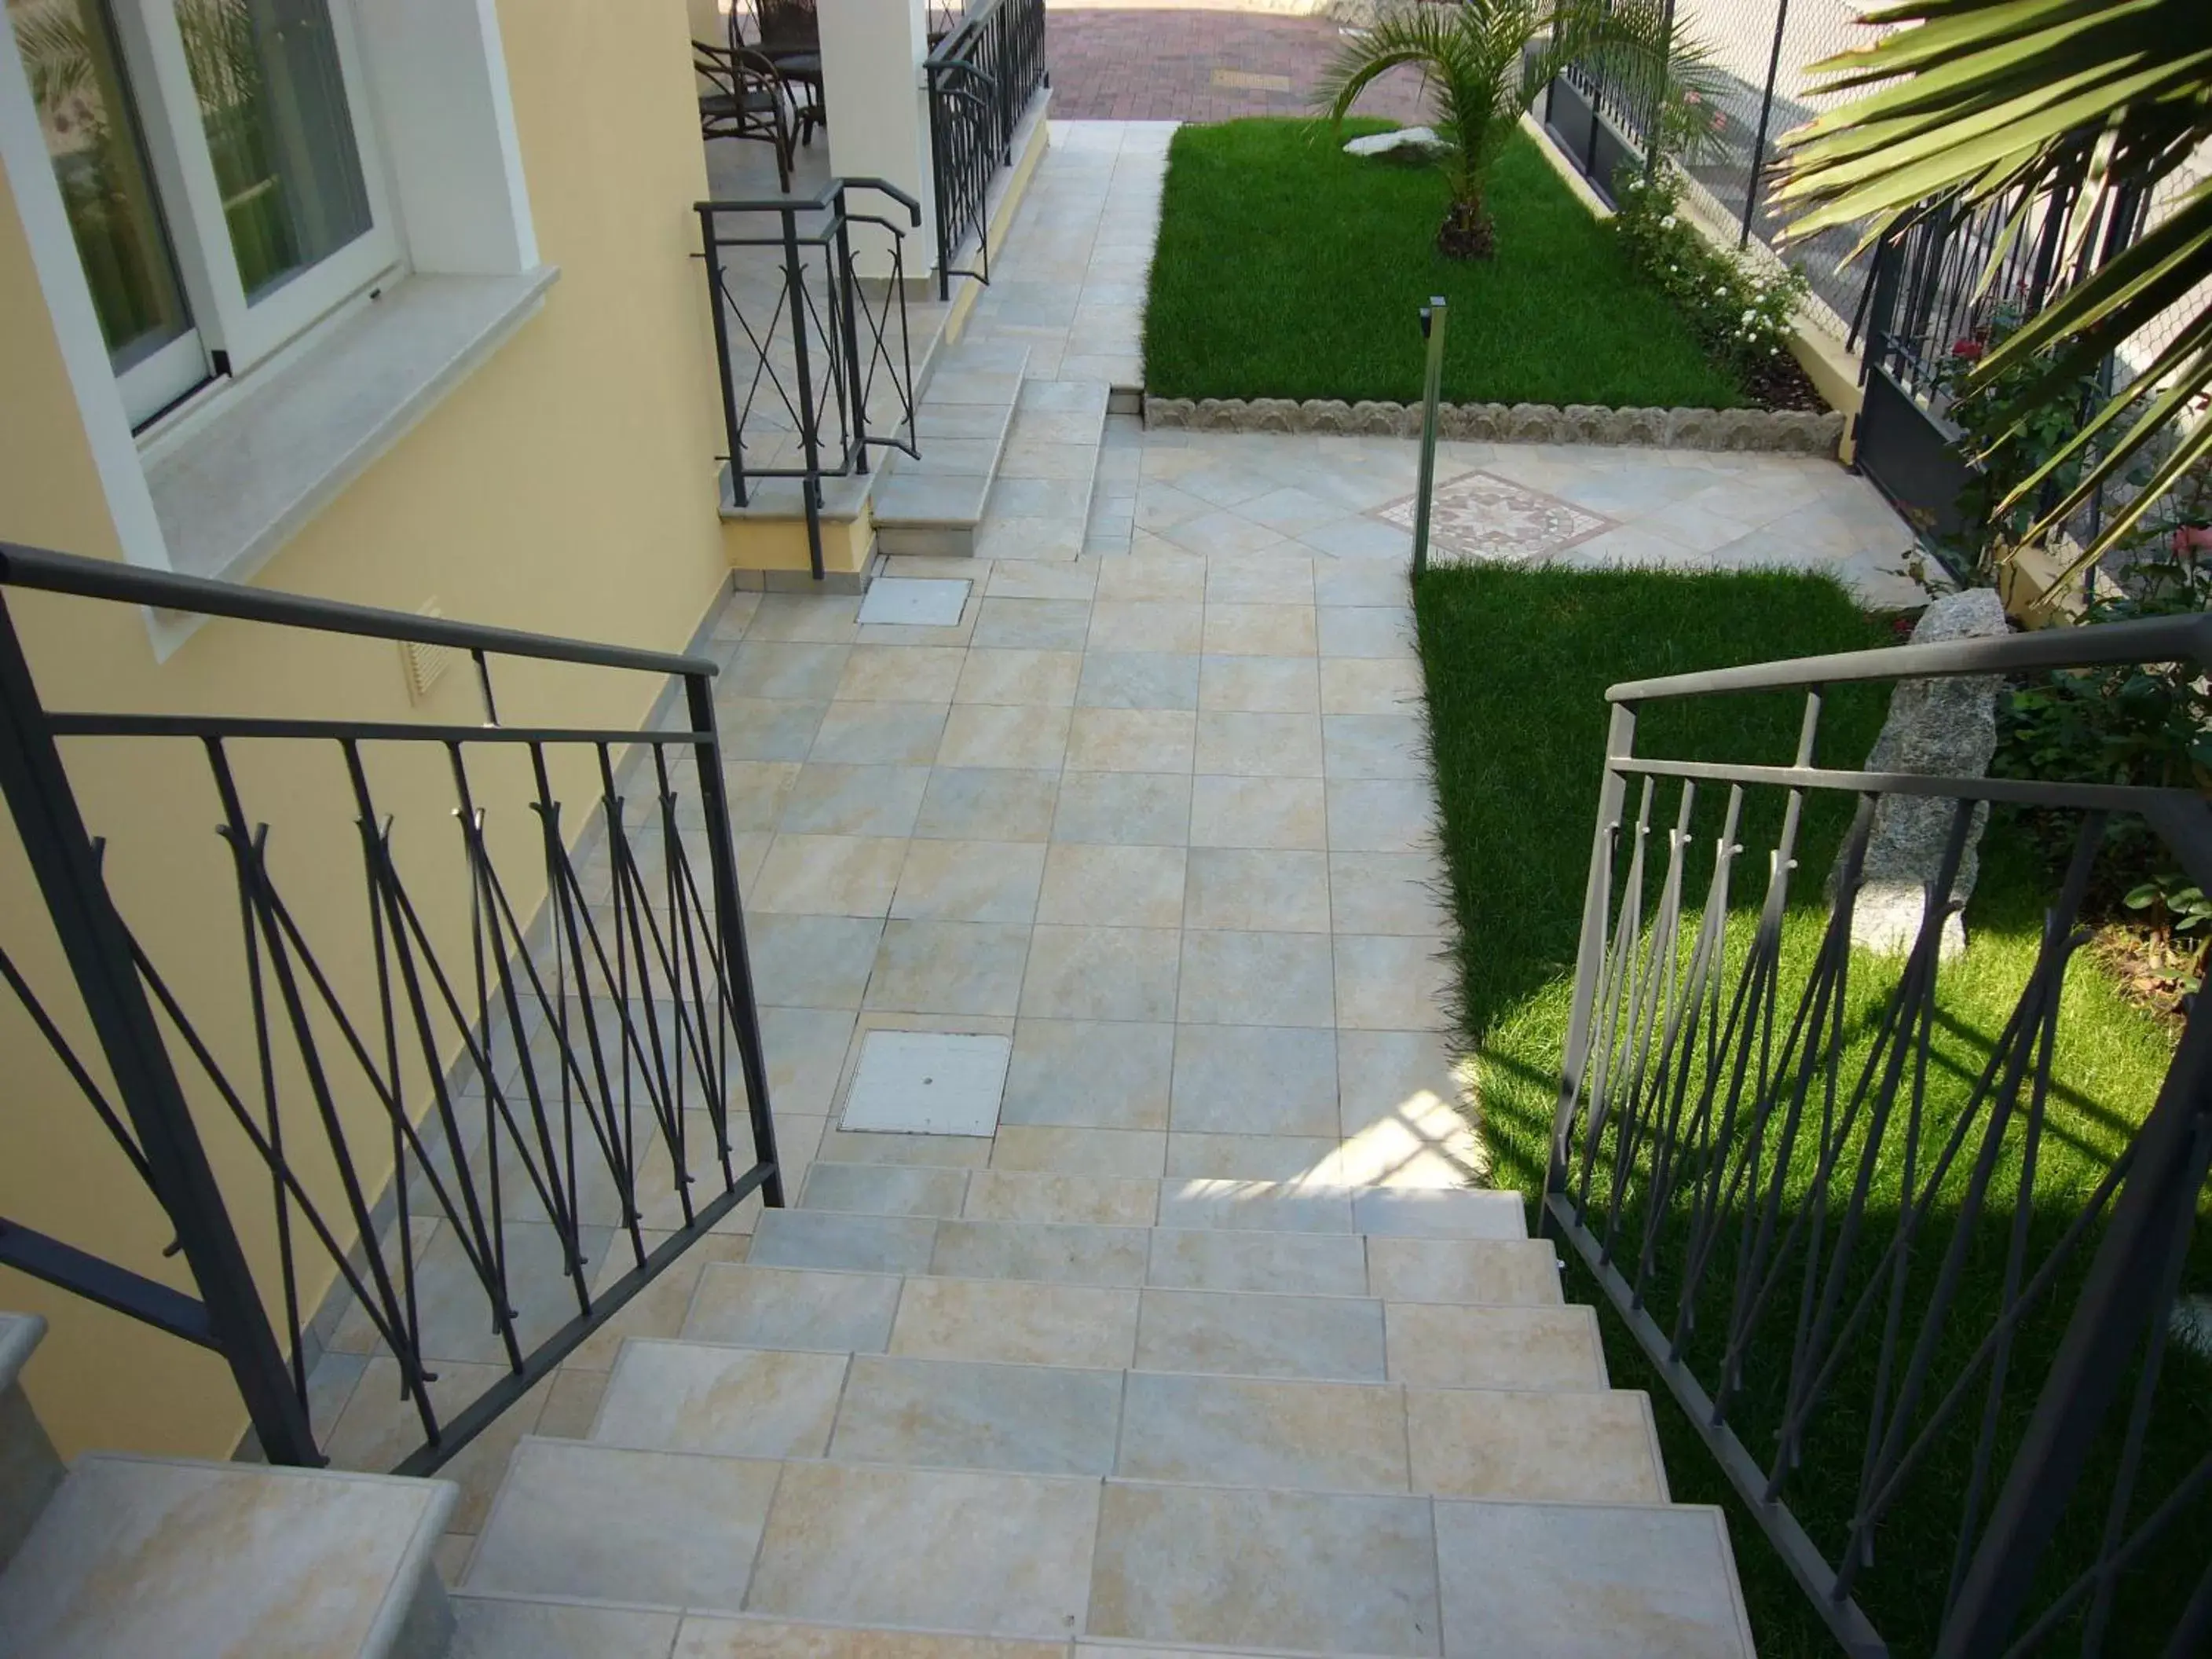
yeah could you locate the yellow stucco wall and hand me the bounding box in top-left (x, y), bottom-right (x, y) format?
top-left (0, 0), bottom-right (736, 1461)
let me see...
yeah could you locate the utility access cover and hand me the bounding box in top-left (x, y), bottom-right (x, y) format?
top-left (857, 577), bottom-right (971, 628)
top-left (842, 1031), bottom-right (1010, 1136)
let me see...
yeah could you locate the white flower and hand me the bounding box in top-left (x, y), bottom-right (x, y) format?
top-left (1741, 308), bottom-right (1756, 323)
top-left (1660, 214), bottom-right (1677, 229)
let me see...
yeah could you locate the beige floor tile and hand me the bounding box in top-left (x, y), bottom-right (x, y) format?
top-left (1164, 1131), bottom-right (1338, 1181)
top-left (453, 1598), bottom-right (681, 1654)
top-left (1090, 599), bottom-right (1204, 654)
top-left (722, 642), bottom-right (853, 701)
top-left (830, 1354), bottom-right (1124, 1476)
top-left (745, 1462), bottom-right (1101, 1636)
top-left (821, 1128), bottom-right (993, 1167)
top-left (931, 1218), bottom-right (1152, 1286)
top-left (809, 701), bottom-right (950, 765)
top-left (1194, 710), bottom-right (1325, 777)
top-left (956, 649), bottom-right (1084, 708)
top-left (1199, 654), bottom-right (1320, 713)
top-left (1037, 842), bottom-right (1187, 927)
top-left (1169, 1023), bottom-right (1339, 1137)
top-left (991, 1124), bottom-right (1167, 1177)
top-left (1324, 713), bottom-right (1428, 781)
top-left (986, 560), bottom-right (1101, 600)
top-left (533, 1366), bottom-right (609, 1439)
top-left (835, 646), bottom-right (966, 703)
top-left (1408, 1388), bottom-right (1664, 1501)
top-left (1181, 847), bottom-right (1330, 932)
top-left (1203, 603), bottom-right (1317, 657)
top-left (1326, 778), bottom-right (1436, 854)
top-left (680, 1620), bottom-right (1064, 1659)
top-left (752, 836), bottom-right (908, 916)
top-left (1317, 606), bottom-right (1416, 660)
top-left (892, 839), bottom-right (1047, 922)
top-left (802, 1161), bottom-right (969, 1219)
top-left (1067, 707), bottom-right (1196, 772)
top-left (1020, 925), bottom-right (1181, 1022)
top-left (890, 1276), bottom-right (1140, 1367)
top-left (1136, 1285), bottom-right (1386, 1381)
top-left (865, 920), bottom-right (1032, 1016)
top-left (1088, 1482), bottom-right (1439, 1654)
top-left (1335, 934), bottom-right (1453, 1030)
top-left (1205, 554), bottom-right (1315, 604)
top-left (1384, 1302), bottom-right (1608, 1389)
top-left (1366, 1238), bottom-right (1561, 1305)
top-left (779, 764), bottom-right (931, 838)
top-left (683, 1262), bottom-right (903, 1350)
top-left (1095, 555), bottom-right (1206, 602)
top-left (1117, 1372), bottom-right (1408, 1492)
top-left (1052, 770), bottom-right (1191, 844)
top-left (467, 1439), bottom-right (778, 1606)
top-left (1076, 651), bottom-right (1201, 711)
top-left (1320, 657), bottom-right (1426, 715)
top-left (1188, 775), bottom-right (1327, 850)
top-left (594, 1342), bottom-right (849, 1457)
top-left (938, 703), bottom-right (1072, 769)
top-left (1002, 1017), bottom-right (1175, 1130)
top-left (1144, 1227), bottom-right (1368, 1296)
top-left (1330, 852), bottom-right (1450, 936)
top-left (914, 767), bottom-right (1061, 841)
top-left (1177, 929), bottom-right (1335, 1027)
top-left (761, 1006), bottom-right (859, 1116)
top-left (1433, 1502), bottom-right (1752, 1658)
top-left (965, 1169), bottom-right (1159, 1225)
top-left (722, 760), bottom-right (804, 831)
top-left (749, 595), bottom-right (862, 643)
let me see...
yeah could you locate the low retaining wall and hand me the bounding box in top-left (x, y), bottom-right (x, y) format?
top-left (1142, 395), bottom-right (1846, 455)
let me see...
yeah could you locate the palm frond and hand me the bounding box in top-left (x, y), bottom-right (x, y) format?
top-left (1774, 0), bottom-right (2212, 579)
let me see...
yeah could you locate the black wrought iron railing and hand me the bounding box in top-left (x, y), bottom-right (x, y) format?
top-left (697, 178), bottom-right (922, 580)
top-left (1542, 614), bottom-right (2212, 1657)
top-left (0, 544), bottom-right (782, 1475)
top-left (925, 0), bottom-right (1047, 302)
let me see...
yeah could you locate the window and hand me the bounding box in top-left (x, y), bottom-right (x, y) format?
top-left (9, 0), bottom-right (398, 427)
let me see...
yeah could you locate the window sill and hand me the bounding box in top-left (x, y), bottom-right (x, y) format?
top-left (144, 267), bottom-right (560, 586)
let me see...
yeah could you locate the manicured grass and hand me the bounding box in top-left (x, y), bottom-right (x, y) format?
top-left (1413, 565), bottom-right (2199, 1657)
top-left (1144, 119), bottom-right (1745, 409)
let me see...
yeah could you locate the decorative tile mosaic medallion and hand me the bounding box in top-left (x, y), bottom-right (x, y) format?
top-left (1375, 471), bottom-right (1610, 566)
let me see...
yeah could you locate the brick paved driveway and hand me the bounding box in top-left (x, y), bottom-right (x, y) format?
top-left (1045, 2), bottom-right (1430, 123)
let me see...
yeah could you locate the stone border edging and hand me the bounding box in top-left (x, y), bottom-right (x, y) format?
top-left (1142, 396), bottom-right (1845, 456)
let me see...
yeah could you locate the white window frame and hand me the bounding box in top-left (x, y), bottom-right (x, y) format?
top-left (83, 0), bottom-right (406, 418)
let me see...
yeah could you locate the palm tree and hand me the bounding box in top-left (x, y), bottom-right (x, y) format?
top-left (1317, 0), bottom-right (1678, 259)
top-left (1774, 0), bottom-right (2212, 587)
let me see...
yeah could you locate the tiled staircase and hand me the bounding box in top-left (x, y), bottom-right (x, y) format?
top-left (449, 1156), bottom-right (1758, 1657)
top-left (0, 1313), bottom-right (453, 1657)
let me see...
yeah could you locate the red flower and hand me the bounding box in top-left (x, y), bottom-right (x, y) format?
top-left (1951, 338), bottom-right (1986, 361)
top-left (2172, 525), bottom-right (2212, 558)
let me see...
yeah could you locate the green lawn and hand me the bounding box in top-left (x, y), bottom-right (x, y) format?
top-left (1413, 565), bottom-right (2200, 1657)
top-left (1143, 119), bottom-right (1745, 408)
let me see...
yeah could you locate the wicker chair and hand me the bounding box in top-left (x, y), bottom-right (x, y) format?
top-left (696, 37), bottom-right (793, 192)
top-left (751, 0), bottom-right (825, 147)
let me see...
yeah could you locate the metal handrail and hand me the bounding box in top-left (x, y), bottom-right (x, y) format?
top-left (1607, 610), bottom-right (2212, 701)
top-left (0, 542), bottom-right (716, 676)
top-left (0, 542), bottom-right (783, 1475)
top-left (923, 0), bottom-right (1046, 302)
top-left (1543, 613), bottom-right (2212, 1657)
top-left (696, 178), bottom-right (922, 579)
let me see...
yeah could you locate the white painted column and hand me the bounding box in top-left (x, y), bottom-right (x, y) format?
top-left (817, 0), bottom-right (937, 280)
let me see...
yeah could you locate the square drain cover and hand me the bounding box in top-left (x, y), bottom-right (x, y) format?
top-left (842, 1031), bottom-right (1010, 1135)
top-left (858, 577), bottom-right (971, 628)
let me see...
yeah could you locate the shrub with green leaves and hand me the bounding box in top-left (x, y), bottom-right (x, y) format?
top-left (1612, 169), bottom-right (1806, 384)
top-left (1994, 514), bottom-right (2212, 995)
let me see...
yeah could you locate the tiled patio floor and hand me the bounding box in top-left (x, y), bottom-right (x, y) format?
top-left (313, 121), bottom-right (1924, 1575)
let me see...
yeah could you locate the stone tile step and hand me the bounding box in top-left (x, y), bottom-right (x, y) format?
top-left (0, 1452), bottom-right (455, 1657)
top-left (0, 1312), bottom-right (63, 1572)
top-left (792, 1163), bottom-right (1528, 1240)
top-left (590, 1337), bottom-right (1665, 1502)
top-left (744, 1210), bottom-right (1558, 1302)
top-left (466, 1440), bottom-right (1751, 1655)
top-left (687, 1263), bottom-right (1606, 1390)
top-left (877, 347), bottom-right (1033, 556)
